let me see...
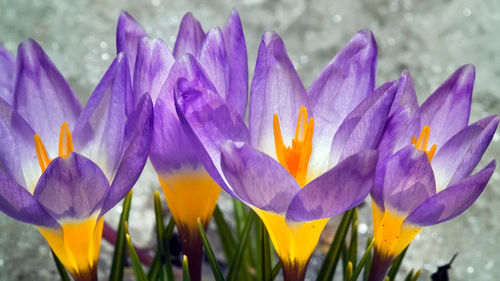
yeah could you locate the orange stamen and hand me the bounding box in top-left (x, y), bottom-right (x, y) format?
top-left (34, 134), bottom-right (51, 173)
top-left (273, 106), bottom-right (314, 187)
top-left (58, 122), bottom-right (74, 158)
top-left (411, 125), bottom-right (437, 162)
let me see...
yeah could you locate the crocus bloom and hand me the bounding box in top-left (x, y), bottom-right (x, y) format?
top-left (368, 66), bottom-right (498, 281)
top-left (116, 10), bottom-right (247, 280)
top-left (175, 30), bottom-right (395, 281)
top-left (0, 40), bottom-right (153, 281)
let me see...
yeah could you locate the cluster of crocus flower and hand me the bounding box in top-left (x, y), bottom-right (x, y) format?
top-left (0, 40), bottom-right (152, 280)
top-left (0, 8), bottom-right (497, 281)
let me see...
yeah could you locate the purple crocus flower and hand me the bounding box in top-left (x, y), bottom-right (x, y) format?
top-left (368, 66), bottom-right (498, 281)
top-left (115, 10), bottom-right (247, 280)
top-left (175, 30), bottom-right (395, 281)
top-left (0, 40), bottom-right (153, 281)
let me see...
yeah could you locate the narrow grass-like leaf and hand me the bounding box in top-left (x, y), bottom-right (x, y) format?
top-left (198, 218), bottom-right (225, 281)
top-left (271, 261), bottom-right (282, 281)
top-left (410, 269), bottom-right (421, 281)
top-left (261, 223), bottom-right (272, 281)
top-left (51, 251), bottom-right (70, 281)
top-left (387, 247), bottom-right (408, 281)
top-left (349, 208), bottom-right (358, 266)
top-left (125, 223), bottom-right (148, 281)
top-left (363, 235), bottom-right (373, 281)
top-left (183, 255), bottom-right (191, 281)
top-left (342, 242), bottom-right (349, 279)
top-left (404, 269), bottom-right (414, 281)
top-left (213, 205), bottom-right (236, 260)
top-left (233, 199), bottom-right (247, 236)
top-left (345, 261), bottom-right (353, 281)
top-left (148, 217), bottom-right (175, 280)
top-left (226, 211), bottom-right (256, 281)
top-left (153, 191), bottom-right (172, 281)
top-left (349, 239), bottom-right (374, 281)
top-left (109, 191), bottom-right (133, 281)
top-left (316, 209), bottom-right (354, 281)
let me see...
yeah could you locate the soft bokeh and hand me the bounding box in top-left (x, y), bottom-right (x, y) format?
top-left (0, 0), bottom-right (499, 280)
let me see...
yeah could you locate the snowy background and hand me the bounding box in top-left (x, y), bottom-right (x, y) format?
top-left (0, 0), bottom-right (499, 280)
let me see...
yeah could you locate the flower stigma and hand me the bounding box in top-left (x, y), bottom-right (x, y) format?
top-left (273, 106), bottom-right (314, 187)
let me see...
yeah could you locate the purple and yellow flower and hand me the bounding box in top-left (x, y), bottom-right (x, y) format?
top-left (175, 30), bottom-right (395, 280)
top-left (0, 40), bottom-right (153, 280)
top-left (368, 66), bottom-right (498, 281)
top-left (116, 10), bottom-right (247, 280)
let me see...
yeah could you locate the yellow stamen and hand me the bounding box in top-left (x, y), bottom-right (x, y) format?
top-left (58, 122), bottom-right (74, 158)
top-left (411, 125), bottom-right (437, 162)
top-left (253, 208), bottom-right (328, 277)
top-left (273, 106), bottom-right (314, 187)
top-left (36, 216), bottom-right (104, 277)
top-left (372, 201), bottom-right (422, 258)
top-left (34, 134), bottom-right (51, 173)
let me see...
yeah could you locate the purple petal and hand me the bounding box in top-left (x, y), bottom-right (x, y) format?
top-left (431, 115), bottom-right (499, 190)
top-left (116, 11), bottom-right (148, 80)
top-left (377, 104), bottom-right (416, 163)
top-left (220, 141), bottom-right (301, 213)
top-left (417, 65), bottom-right (475, 147)
top-left (249, 31), bottom-right (308, 157)
top-left (389, 70), bottom-right (418, 116)
top-left (308, 30), bottom-right (377, 177)
top-left (174, 77), bottom-right (249, 198)
top-left (197, 28), bottom-right (230, 103)
top-left (0, 44), bottom-right (15, 105)
top-left (73, 54), bottom-right (129, 180)
top-left (173, 12), bottom-right (206, 59)
top-left (0, 169), bottom-right (58, 227)
top-left (150, 54), bottom-right (217, 174)
top-left (34, 153), bottom-right (110, 220)
top-left (13, 39), bottom-right (82, 156)
top-left (100, 94), bottom-right (153, 215)
top-left (377, 146), bottom-right (436, 214)
top-left (286, 150), bottom-right (377, 222)
top-left (329, 81), bottom-right (396, 167)
top-left (0, 98), bottom-right (40, 191)
top-left (133, 37), bottom-right (175, 103)
top-left (406, 160), bottom-right (495, 226)
top-left (222, 9), bottom-right (248, 118)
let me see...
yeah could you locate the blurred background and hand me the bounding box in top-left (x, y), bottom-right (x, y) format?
top-left (0, 0), bottom-right (499, 280)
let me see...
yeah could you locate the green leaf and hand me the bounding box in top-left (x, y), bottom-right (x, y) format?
top-left (403, 269), bottom-right (414, 281)
top-left (198, 218), bottom-right (225, 281)
top-left (51, 251), bottom-right (70, 281)
top-left (316, 209), bottom-right (354, 281)
top-left (183, 255), bottom-right (191, 281)
top-left (213, 205), bottom-right (236, 260)
top-left (349, 208), bottom-right (358, 266)
top-left (153, 191), bottom-right (173, 281)
top-left (349, 239), bottom-right (374, 281)
top-left (261, 222), bottom-right (272, 281)
top-left (344, 261), bottom-right (353, 281)
top-left (362, 235), bottom-right (373, 281)
top-left (271, 261), bottom-right (282, 281)
top-left (387, 247), bottom-right (408, 281)
top-left (109, 191), bottom-right (133, 281)
top-left (226, 211), bottom-right (256, 281)
top-left (125, 223), bottom-right (148, 281)
top-left (410, 269), bottom-right (421, 281)
top-left (342, 242), bottom-right (349, 279)
top-left (148, 217), bottom-right (175, 280)
top-left (233, 199), bottom-right (247, 236)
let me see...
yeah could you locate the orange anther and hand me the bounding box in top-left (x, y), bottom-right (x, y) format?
top-left (34, 134), bottom-right (51, 173)
top-left (273, 106), bottom-right (314, 187)
top-left (411, 125), bottom-right (437, 162)
top-left (58, 122), bottom-right (74, 158)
